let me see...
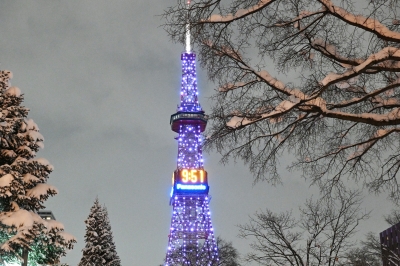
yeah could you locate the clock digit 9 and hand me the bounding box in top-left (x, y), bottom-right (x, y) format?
top-left (182, 169), bottom-right (189, 182)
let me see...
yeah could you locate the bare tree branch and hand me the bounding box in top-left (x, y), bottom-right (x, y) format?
top-left (238, 189), bottom-right (369, 265)
top-left (163, 0), bottom-right (400, 201)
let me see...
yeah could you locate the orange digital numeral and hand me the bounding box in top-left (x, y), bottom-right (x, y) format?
top-left (182, 169), bottom-right (189, 182)
top-left (190, 169), bottom-right (197, 182)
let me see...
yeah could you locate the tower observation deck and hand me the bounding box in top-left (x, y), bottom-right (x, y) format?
top-left (165, 4), bottom-right (219, 264)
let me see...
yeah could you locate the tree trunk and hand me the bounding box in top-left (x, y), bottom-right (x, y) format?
top-left (22, 248), bottom-right (28, 266)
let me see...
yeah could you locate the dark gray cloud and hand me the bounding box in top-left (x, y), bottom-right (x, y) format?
top-left (0, 1), bottom-right (392, 265)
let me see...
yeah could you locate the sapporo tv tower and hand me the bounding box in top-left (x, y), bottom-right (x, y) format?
top-left (165, 1), bottom-right (219, 265)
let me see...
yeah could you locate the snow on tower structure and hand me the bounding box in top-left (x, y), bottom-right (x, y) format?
top-left (165, 1), bottom-right (219, 264)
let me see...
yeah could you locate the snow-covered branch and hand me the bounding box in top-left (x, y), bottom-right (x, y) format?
top-left (320, 47), bottom-right (400, 87)
top-left (317, 0), bottom-right (400, 42)
top-left (164, 0), bottom-right (400, 200)
top-left (204, 0), bottom-right (277, 23)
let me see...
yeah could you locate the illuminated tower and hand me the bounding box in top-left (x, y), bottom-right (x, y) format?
top-left (165, 1), bottom-right (219, 265)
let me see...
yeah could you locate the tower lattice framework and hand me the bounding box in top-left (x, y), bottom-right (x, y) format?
top-left (165, 50), bottom-right (219, 265)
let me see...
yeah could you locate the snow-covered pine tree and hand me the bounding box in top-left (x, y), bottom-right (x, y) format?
top-left (0, 70), bottom-right (76, 266)
top-left (102, 206), bottom-right (121, 266)
top-left (79, 198), bottom-right (121, 266)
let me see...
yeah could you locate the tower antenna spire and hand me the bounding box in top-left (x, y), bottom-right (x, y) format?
top-left (185, 0), bottom-right (191, 53)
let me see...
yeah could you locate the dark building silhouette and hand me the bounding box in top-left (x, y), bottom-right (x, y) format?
top-left (38, 210), bottom-right (56, 220)
top-left (380, 222), bottom-right (400, 266)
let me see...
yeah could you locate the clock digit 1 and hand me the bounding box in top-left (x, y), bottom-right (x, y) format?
top-left (199, 170), bottom-right (204, 183)
top-left (190, 169), bottom-right (197, 182)
top-left (182, 169), bottom-right (189, 182)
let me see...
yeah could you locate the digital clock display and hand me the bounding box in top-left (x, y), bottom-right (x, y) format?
top-left (179, 169), bottom-right (207, 183)
top-left (172, 169), bottom-right (208, 193)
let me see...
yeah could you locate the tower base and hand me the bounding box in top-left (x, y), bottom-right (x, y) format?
top-left (166, 194), bottom-right (219, 265)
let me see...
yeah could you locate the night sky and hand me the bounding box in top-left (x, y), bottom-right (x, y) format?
top-left (0, 1), bottom-right (393, 265)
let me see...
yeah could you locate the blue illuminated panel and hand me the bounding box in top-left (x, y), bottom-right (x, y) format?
top-left (177, 184), bottom-right (207, 190)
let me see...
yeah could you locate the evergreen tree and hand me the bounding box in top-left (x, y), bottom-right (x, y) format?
top-left (79, 198), bottom-right (121, 266)
top-left (0, 70), bottom-right (76, 265)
